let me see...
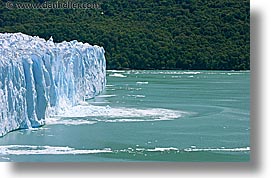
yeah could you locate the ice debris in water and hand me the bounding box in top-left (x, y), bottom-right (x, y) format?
top-left (0, 33), bottom-right (106, 136)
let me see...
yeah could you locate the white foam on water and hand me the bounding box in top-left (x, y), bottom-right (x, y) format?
top-left (227, 72), bottom-right (245, 75)
top-left (109, 73), bottom-right (127, 78)
top-left (147, 147), bottom-right (179, 152)
top-left (204, 71), bottom-right (248, 75)
top-left (127, 70), bottom-right (249, 76)
top-left (129, 147), bottom-right (250, 153)
top-left (136, 81), bottom-right (149, 85)
top-left (129, 71), bottom-right (202, 75)
top-left (0, 145), bottom-right (250, 156)
top-left (127, 94), bottom-right (146, 98)
top-left (28, 127), bottom-right (50, 131)
top-left (0, 145), bottom-right (112, 155)
top-left (171, 76), bottom-right (182, 78)
top-left (92, 101), bottom-right (111, 104)
top-left (95, 95), bottom-right (116, 98)
top-left (127, 87), bottom-right (142, 91)
top-left (99, 118), bottom-right (168, 123)
top-left (55, 105), bottom-right (184, 122)
top-left (46, 117), bottom-right (97, 126)
top-left (1, 157), bottom-right (10, 160)
top-left (182, 71), bottom-right (201, 75)
top-left (102, 119), bottom-right (147, 123)
top-left (182, 147), bottom-right (250, 152)
top-left (107, 70), bottom-right (126, 73)
top-left (106, 88), bottom-right (116, 91)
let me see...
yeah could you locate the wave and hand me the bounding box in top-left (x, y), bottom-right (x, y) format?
top-left (0, 145), bottom-right (250, 156)
top-left (92, 101), bottom-right (111, 104)
top-left (95, 95), bottom-right (116, 98)
top-left (130, 71), bottom-right (202, 75)
top-left (181, 147), bottom-right (250, 152)
top-left (171, 76), bottom-right (182, 78)
top-left (107, 70), bottom-right (126, 73)
top-left (109, 73), bottom-right (127, 78)
top-left (204, 72), bottom-right (247, 75)
top-left (136, 81), bottom-right (149, 85)
top-left (134, 147), bottom-right (250, 152)
top-left (0, 145), bottom-right (111, 155)
top-left (127, 94), bottom-right (146, 98)
top-left (127, 70), bottom-right (249, 75)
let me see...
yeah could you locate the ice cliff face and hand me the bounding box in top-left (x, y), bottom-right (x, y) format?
top-left (0, 33), bottom-right (106, 136)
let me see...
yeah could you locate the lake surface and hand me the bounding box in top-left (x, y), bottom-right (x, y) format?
top-left (0, 70), bottom-right (250, 162)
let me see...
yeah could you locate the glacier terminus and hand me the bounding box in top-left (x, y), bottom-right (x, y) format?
top-left (0, 33), bottom-right (106, 137)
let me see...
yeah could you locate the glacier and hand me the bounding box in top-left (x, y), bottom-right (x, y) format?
top-left (0, 33), bottom-right (106, 137)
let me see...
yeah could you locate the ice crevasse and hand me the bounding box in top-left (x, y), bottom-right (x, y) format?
top-left (0, 33), bottom-right (106, 136)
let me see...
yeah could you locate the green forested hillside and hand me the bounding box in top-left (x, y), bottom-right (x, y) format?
top-left (0, 0), bottom-right (250, 70)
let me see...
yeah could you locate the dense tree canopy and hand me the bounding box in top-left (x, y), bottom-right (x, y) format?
top-left (0, 0), bottom-right (249, 70)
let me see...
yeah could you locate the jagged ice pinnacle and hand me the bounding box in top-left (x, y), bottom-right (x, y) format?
top-left (0, 33), bottom-right (106, 136)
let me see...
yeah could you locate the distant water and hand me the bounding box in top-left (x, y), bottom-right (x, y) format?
top-left (0, 70), bottom-right (250, 162)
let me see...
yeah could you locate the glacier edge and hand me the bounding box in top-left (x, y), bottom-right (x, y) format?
top-left (0, 33), bottom-right (106, 136)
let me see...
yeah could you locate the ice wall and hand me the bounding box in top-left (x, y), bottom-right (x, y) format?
top-left (0, 33), bottom-right (106, 136)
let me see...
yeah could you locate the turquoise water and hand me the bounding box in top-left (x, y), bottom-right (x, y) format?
top-left (0, 70), bottom-right (250, 162)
